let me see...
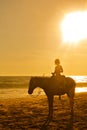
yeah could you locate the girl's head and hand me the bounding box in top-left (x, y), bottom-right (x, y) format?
top-left (55, 59), bottom-right (60, 65)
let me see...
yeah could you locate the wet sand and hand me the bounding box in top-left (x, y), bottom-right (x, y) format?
top-left (0, 93), bottom-right (87, 130)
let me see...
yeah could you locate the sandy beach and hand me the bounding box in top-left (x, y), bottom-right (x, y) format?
top-left (0, 92), bottom-right (87, 130)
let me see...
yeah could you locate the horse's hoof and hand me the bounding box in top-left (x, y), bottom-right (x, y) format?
top-left (43, 117), bottom-right (51, 126)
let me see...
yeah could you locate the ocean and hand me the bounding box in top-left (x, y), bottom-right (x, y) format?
top-left (0, 76), bottom-right (87, 99)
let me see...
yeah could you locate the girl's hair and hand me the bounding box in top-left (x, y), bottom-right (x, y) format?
top-left (55, 59), bottom-right (60, 64)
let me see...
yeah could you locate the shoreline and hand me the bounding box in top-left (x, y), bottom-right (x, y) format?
top-left (0, 87), bottom-right (87, 100)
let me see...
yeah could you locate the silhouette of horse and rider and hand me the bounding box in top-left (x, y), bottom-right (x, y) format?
top-left (28, 58), bottom-right (76, 120)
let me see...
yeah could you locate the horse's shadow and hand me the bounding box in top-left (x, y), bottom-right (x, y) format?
top-left (40, 124), bottom-right (48, 130)
top-left (40, 118), bottom-right (51, 130)
top-left (40, 114), bottom-right (74, 130)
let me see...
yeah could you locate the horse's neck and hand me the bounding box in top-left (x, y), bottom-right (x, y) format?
top-left (37, 78), bottom-right (47, 89)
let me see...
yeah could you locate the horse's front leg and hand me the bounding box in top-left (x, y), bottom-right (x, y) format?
top-left (47, 95), bottom-right (53, 120)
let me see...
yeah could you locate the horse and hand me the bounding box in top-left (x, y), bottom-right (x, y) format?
top-left (28, 76), bottom-right (76, 120)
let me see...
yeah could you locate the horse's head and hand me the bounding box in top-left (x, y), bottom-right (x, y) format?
top-left (28, 77), bottom-right (37, 94)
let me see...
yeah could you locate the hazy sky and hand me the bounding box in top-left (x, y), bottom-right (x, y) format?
top-left (0, 0), bottom-right (87, 76)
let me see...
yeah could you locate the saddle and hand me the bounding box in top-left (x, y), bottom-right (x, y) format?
top-left (51, 75), bottom-right (66, 90)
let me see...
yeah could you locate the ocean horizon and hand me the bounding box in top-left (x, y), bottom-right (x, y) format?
top-left (0, 75), bottom-right (87, 88)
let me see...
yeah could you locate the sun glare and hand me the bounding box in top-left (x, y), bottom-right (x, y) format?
top-left (61, 11), bottom-right (87, 44)
top-left (75, 87), bottom-right (87, 93)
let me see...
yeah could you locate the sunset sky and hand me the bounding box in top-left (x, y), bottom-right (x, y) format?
top-left (0, 0), bottom-right (87, 76)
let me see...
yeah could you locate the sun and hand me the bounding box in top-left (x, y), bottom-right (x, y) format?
top-left (61, 11), bottom-right (87, 44)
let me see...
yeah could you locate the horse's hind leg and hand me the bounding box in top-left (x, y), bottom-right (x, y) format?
top-left (67, 87), bottom-right (75, 115)
top-left (68, 97), bottom-right (74, 115)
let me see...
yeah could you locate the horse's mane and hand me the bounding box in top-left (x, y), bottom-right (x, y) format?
top-left (31, 76), bottom-right (50, 80)
top-left (31, 76), bottom-right (50, 78)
